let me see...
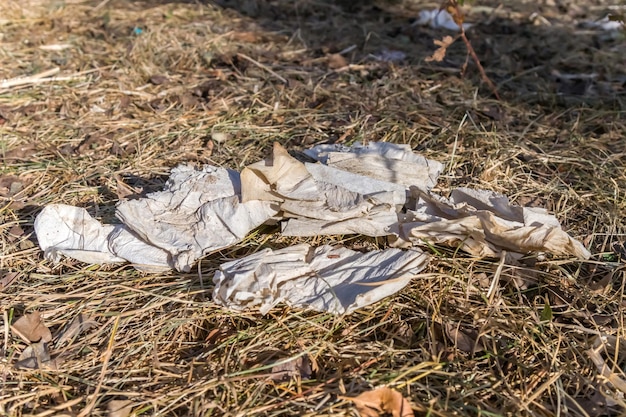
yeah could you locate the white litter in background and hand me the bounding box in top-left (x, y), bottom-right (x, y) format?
top-left (213, 244), bottom-right (429, 315)
top-left (580, 15), bottom-right (624, 32)
top-left (414, 9), bottom-right (473, 31)
top-left (370, 49), bottom-right (407, 63)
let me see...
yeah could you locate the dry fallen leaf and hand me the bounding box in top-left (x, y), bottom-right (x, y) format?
top-left (3, 142), bottom-right (37, 160)
top-left (0, 175), bottom-right (23, 197)
top-left (348, 387), bottom-right (413, 417)
top-left (107, 399), bottom-right (134, 417)
top-left (270, 355), bottom-right (312, 381)
top-left (7, 224), bottom-right (25, 242)
top-left (11, 311), bottom-right (53, 343)
top-left (327, 53), bottom-right (348, 69)
top-left (445, 322), bottom-right (487, 354)
top-left (0, 271), bottom-right (20, 291)
top-left (14, 341), bottom-right (59, 370)
top-left (425, 35), bottom-right (455, 63)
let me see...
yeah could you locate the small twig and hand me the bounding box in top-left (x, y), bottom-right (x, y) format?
top-left (446, 0), bottom-right (501, 100)
top-left (78, 316), bottom-right (120, 417)
top-left (458, 27), bottom-right (501, 100)
top-left (0, 68), bottom-right (60, 89)
top-left (0, 67), bottom-right (95, 92)
top-left (236, 53), bottom-right (287, 84)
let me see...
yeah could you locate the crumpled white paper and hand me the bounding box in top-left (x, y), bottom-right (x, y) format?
top-left (34, 165), bottom-right (278, 272)
top-left (414, 9), bottom-right (473, 31)
top-left (393, 187), bottom-right (591, 259)
top-left (34, 204), bottom-right (172, 272)
top-left (34, 140), bottom-right (591, 314)
top-left (116, 165), bottom-right (278, 271)
top-left (212, 244), bottom-right (429, 314)
top-left (242, 142), bottom-right (442, 237)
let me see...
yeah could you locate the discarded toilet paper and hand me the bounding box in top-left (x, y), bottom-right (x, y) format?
top-left (35, 165), bottom-right (278, 272)
top-left (213, 244), bottom-right (429, 315)
top-left (393, 187), bottom-right (591, 259)
top-left (34, 141), bottom-right (590, 314)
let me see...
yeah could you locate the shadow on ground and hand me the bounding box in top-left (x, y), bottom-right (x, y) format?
top-left (128, 0), bottom-right (625, 110)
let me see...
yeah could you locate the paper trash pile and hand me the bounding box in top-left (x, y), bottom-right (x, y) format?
top-left (34, 142), bottom-right (590, 314)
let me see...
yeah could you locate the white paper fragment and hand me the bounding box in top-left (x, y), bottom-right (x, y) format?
top-left (370, 49), bottom-right (407, 63)
top-left (414, 9), bottom-right (473, 31)
top-left (304, 141), bottom-right (443, 191)
top-left (213, 244), bottom-right (429, 314)
top-left (34, 204), bottom-right (171, 271)
top-left (242, 142), bottom-right (441, 237)
top-left (394, 187), bottom-right (591, 259)
top-left (35, 204), bottom-right (128, 265)
top-left (34, 165), bottom-right (279, 272)
top-left (117, 165), bottom-right (278, 271)
top-left (580, 16), bottom-right (624, 32)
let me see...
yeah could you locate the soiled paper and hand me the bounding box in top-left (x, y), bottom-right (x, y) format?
top-left (34, 165), bottom-right (278, 272)
top-left (242, 142), bottom-right (442, 237)
top-left (34, 140), bottom-right (590, 284)
top-left (213, 244), bottom-right (429, 314)
top-left (394, 187), bottom-right (591, 259)
top-left (34, 204), bottom-right (171, 272)
top-left (116, 165), bottom-right (278, 271)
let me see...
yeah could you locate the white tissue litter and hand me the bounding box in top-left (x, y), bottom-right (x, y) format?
top-left (242, 142), bottom-right (442, 237)
top-left (212, 244), bottom-right (429, 315)
top-left (393, 187), bottom-right (591, 259)
top-left (35, 165), bottom-right (278, 272)
top-left (34, 141), bottom-right (591, 314)
top-left (414, 9), bottom-right (473, 31)
top-left (116, 165), bottom-right (278, 272)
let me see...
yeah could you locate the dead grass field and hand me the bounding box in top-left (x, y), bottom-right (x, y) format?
top-left (1, 0), bottom-right (625, 415)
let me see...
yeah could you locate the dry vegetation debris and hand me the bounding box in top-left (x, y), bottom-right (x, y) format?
top-left (1, 0), bottom-right (625, 415)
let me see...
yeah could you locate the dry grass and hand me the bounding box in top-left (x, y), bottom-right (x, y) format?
top-left (1, 0), bottom-right (625, 415)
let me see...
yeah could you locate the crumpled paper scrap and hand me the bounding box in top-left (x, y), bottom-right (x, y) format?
top-left (242, 142), bottom-right (442, 237)
top-left (213, 244), bottom-right (429, 315)
top-left (116, 165), bottom-right (278, 271)
top-left (34, 165), bottom-right (278, 272)
top-left (393, 187), bottom-right (591, 259)
top-left (34, 204), bottom-right (171, 271)
top-left (303, 141), bottom-right (442, 191)
top-left (414, 9), bottom-right (473, 31)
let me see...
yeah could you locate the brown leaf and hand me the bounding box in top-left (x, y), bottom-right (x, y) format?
top-left (229, 31), bottom-right (262, 43)
top-left (270, 355), bottom-right (312, 381)
top-left (11, 311), bottom-right (53, 343)
top-left (425, 35), bottom-right (455, 63)
top-left (7, 224), bottom-right (25, 241)
top-left (0, 175), bottom-right (23, 197)
top-left (55, 313), bottom-right (99, 347)
top-left (148, 74), bottom-right (169, 85)
top-left (3, 143), bottom-right (37, 161)
top-left (348, 387), bottom-right (413, 417)
top-left (327, 53), bottom-right (348, 70)
top-left (444, 322), bottom-right (486, 353)
top-left (0, 271), bottom-right (20, 291)
top-left (14, 341), bottom-right (58, 370)
top-left (107, 400), bottom-right (133, 417)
